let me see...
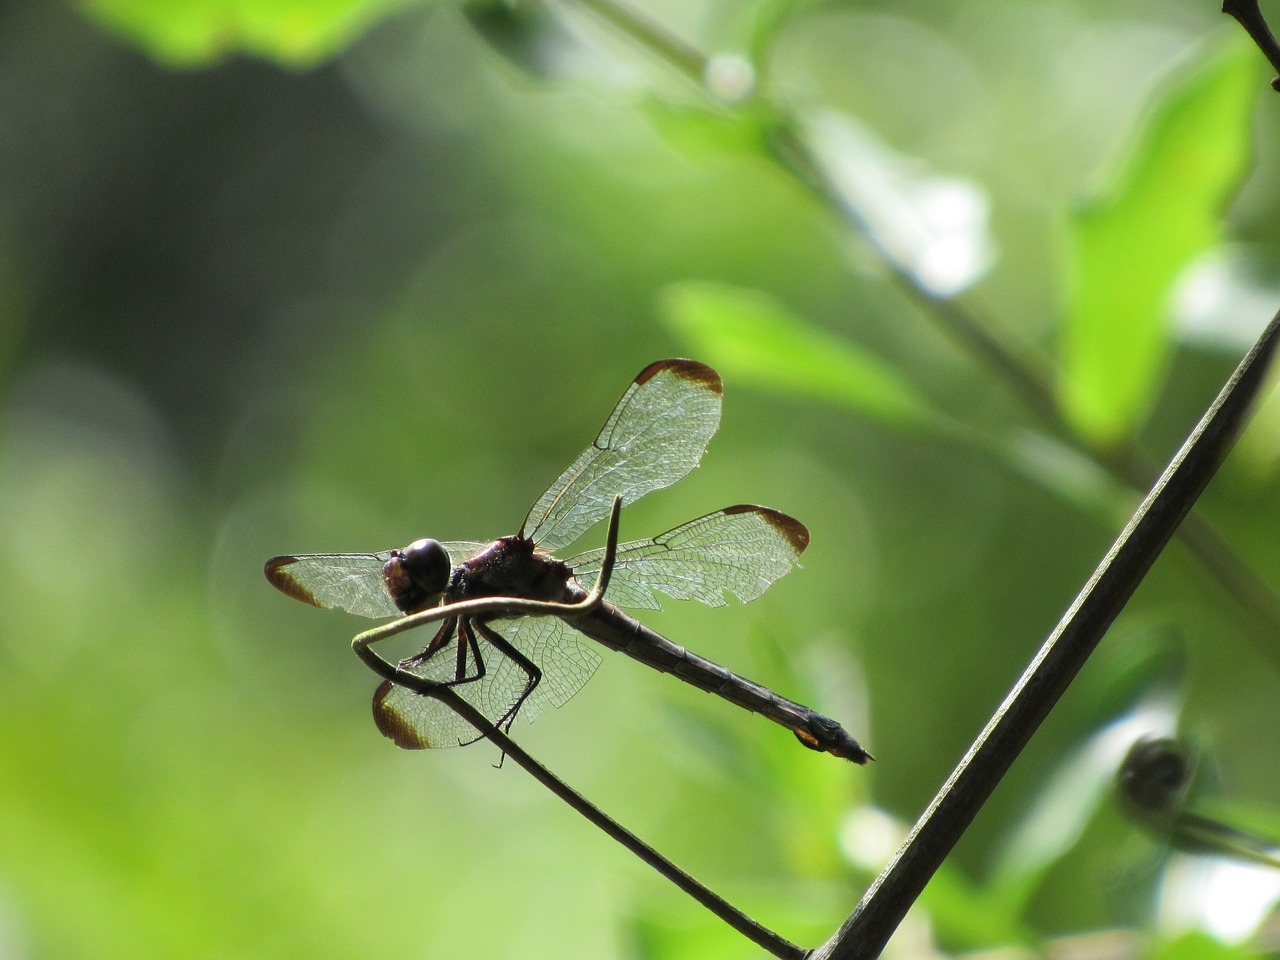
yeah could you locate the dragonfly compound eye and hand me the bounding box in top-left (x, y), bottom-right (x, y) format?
top-left (401, 538), bottom-right (452, 595)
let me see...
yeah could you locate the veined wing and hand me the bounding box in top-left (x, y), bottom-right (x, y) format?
top-left (373, 615), bottom-right (603, 749)
top-left (264, 542), bottom-right (486, 619)
top-left (521, 359), bottom-right (722, 552)
top-left (569, 505), bottom-right (809, 610)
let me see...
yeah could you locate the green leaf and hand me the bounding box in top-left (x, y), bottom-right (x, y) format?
top-left (659, 281), bottom-right (939, 430)
top-left (1149, 931), bottom-right (1257, 960)
top-left (78, 0), bottom-right (422, 67)
top-left (642, 99), bottom-right (773, 159)
top-left (1059, 42), bottom-right (1258, 446)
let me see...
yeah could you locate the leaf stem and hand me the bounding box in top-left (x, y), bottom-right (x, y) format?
top-left (573, 0), bottom-right (708, 83)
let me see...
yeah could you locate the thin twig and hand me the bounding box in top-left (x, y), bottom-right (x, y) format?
top-left (352, 497), bottom-right (807, 960)
top-left (1224, 0), bottom-right (1280, 88)
top-left (811, 311), bottom-right (1280, 960)
top-left (360, 676), bottom-right (807, 959)
top-left (573, 0), bottom-right (708, 83)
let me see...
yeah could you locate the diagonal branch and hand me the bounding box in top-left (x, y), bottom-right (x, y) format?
top-left (358, 662), bottom-right (807, 959)
top-left (352, 497), bottom-right (807, 960)
top-left (811, 310), bottom-right (1280, 960)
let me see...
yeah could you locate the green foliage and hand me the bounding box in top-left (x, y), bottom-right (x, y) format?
top-left (1150, 931), bottom-right (1260, 960)
top-left (1059, 42), bottom-right (1259, 447)
top-left (8, 2), bottom-right (1280, 959)
top-left (78, 0), bottom-right (423, 66)
top-left (660, 281), bottom-right (939, 430)
top-left (643, 100), bottom-right (775, 159)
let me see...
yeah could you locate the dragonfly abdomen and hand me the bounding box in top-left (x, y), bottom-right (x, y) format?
top-left (567, 601), bottom-right (871, 763)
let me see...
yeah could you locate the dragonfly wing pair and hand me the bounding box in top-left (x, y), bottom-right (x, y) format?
top-left (374, 614), bottom-right (604, 749)
top-left (519, 358), bottom-right (723, 550)
top-left (266, 359), bottom-right (825, 755)
top-left (374, 503), bottom-right (811, 749)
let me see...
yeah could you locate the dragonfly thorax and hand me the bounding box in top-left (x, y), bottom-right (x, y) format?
top-left (456, 536), bottom-right (574, 605)
top-left (382, 538), bottom-right (452, 614)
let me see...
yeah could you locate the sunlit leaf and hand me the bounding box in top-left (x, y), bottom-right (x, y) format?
top-left (1150, 930), bottom-right (1259, 960)
top-left (660, 281), bottom-right (939, 430)
top-left (642, 99), bottom-right (772, 159)
top-left (1059, 42), bottom-right (1258, 446)
top-left (78, 0), bottom-right (424, 67)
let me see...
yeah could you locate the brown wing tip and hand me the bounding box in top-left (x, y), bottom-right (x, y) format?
top-left (636, 358), bottom-right (723, 395)
top-left (372, 681), bottom-right (432, 749)
top-left (724, 504), bottom-right (810, 555)
top-left (264, 556), bottom-right (323, 607)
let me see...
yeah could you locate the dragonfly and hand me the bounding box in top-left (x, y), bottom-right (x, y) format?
top-left (265, 359), bottom-right (870, 763)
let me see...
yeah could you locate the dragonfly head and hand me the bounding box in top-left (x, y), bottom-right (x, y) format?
top-left (382, 538), bottom-right (453, 613)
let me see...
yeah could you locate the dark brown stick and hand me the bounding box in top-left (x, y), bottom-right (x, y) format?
top-left (812, 311), bottom-right (1280, 960)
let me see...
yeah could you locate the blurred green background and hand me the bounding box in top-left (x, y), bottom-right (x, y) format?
top-left (5, 1), bottom-right (1280, 957)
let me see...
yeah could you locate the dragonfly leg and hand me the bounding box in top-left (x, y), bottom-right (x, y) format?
top-left (373, 618), bottom-right (495, 750)
top-left (400, 616), bottom-right (486, 690)
top-left (449, 619), bottom-right (495, 749)
top-left (398, 617), bottom-right (458, 667)
top-left (450, 618), bottom-right (486, 687)
top-left (423, 616), bottom-right (458, 656)
top-left (473, 617), bottom-right (542, 734)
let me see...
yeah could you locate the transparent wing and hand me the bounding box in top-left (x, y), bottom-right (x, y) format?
top-left (570, 505), bottom-right (810, 610)
top-left (264, 552), bottom-right (397, 618)
top-left (264, 542), bottom-right (486, 619)
top-left (521, 359), bottom-right (722, 552)
top-left (373, 614), bottom-right (603, 750)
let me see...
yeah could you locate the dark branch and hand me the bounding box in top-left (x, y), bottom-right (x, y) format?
top-left (812, 311), bottom-right (1280, 960)
top-left (357, 661), bottom-right (807, 959)
top-left (353, 497), bottom-right (807, 960)
top-left (1223, 0), bottom-right (1280, 89)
